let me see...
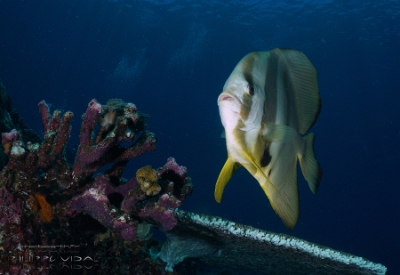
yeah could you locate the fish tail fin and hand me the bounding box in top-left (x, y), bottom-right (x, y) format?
top-left (298, 133), bottom-right (322, 194)
top-left (215, 157), bottom-right (241, 203)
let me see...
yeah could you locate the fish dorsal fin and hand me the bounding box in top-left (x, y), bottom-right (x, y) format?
top-left (271, 48), bottom-right (321, 134)
top-left (215, 157), bottom-right (241, 203)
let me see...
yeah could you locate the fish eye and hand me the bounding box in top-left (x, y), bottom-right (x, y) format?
top-left (249, 86), bottom-right (255, 96)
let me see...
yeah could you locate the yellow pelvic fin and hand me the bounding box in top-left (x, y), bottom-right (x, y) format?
top-left (215, 157), bottom-right (241, 203)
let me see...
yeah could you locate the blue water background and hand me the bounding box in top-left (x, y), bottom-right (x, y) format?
top-left (0, 0), bottom-right (399, 274)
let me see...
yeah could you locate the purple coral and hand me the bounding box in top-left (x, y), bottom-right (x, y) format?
top-left (0, 97), bottom-right (192, 274)
top-left (0, 188), bottom-right (24, 244)
top-left (158, 157), bottom-right (187, 178)
top-left (1, 128), bottom-right (19, 145)
top-left (157, 157), bottom-right (193, 201)
top-left (113, 219), bottom-right (136, 240)
top-left (0, 100), bottom-right (74, 195)
top-left (0, 188), bottom-right (38, 275)
top-left (1, 129), bottom-right (24, 158)
top-left (140, 201), bottom-right (177, 231)
top-left (36, 100), bottom-right (73, 169)
top-left (79, 99), bottom-right (102, 145)
top-left (70, 185), bottom-right (113, 227)
top-left (120, 157), bottom-right (193, 231)
top-left (69, 158), bottom-right (193, 238)
top-left (72, 99), bottom-right (156, 184)
top-left (68, 174), bottom-right (138, 240)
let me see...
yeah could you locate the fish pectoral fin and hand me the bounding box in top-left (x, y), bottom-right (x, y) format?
top-left (215, 157), bottom-right (241, 203)
top-left (220, 130), bottom-right (226, 138)
top-left (262, 124), bottom-right (297, 143)
top-left (298, 133), bottom-right (323, 194)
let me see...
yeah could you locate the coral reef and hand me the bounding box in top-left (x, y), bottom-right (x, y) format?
top-left (0, 95), bottom-right (192, 274)
top-left (161, 210), bottom-right (387, 275)
top-left (0, 188), bottom-right (24, 252)
top-left (67, 157), bottom-right (192, 240)
top-left (0, 80), bottom-right (41, 169)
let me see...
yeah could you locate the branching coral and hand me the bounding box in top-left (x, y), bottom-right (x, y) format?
top-left (0, 97), bottom-right (191, 274)
top-left (72, 99), bottom-right (156, 185)
top-left (67, 157), bottom-right (193, 239)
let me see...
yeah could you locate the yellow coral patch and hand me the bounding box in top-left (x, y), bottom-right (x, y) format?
top-left (3, 142), bottom-right (11, 155)
top-left (136, 165), bottom-right (161, 196)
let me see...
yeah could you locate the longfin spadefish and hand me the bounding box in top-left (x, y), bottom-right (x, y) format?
top-left (215, 157), bottom-right (241, 203)
top-left (216, 48), bottom-right (322, 229)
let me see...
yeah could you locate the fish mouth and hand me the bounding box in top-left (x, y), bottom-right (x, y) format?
top-left (218, 93), bottom-right (238, 104)
top-left (218, 94), bottom-right (235, 102)
top-left (218, 93), bottom-right (240, 115)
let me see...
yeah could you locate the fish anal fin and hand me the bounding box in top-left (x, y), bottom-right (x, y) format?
top-left (298, 133), bottom-right (322, 194)
top-left (254, 161), bottom-right (299, 229)
top-left (215, 157), bottom-right (241, 203)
